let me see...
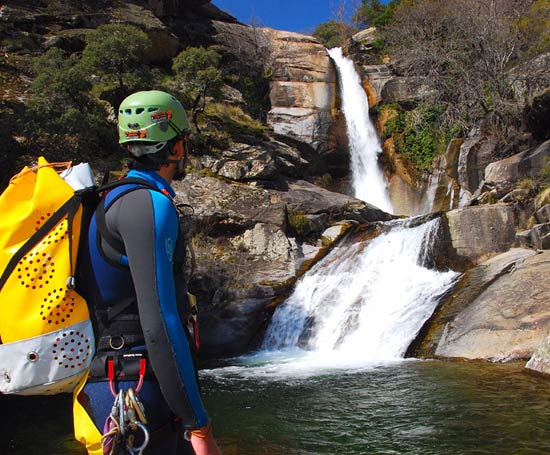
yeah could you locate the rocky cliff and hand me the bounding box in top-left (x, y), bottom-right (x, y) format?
top-left (2, 0), bottom-right (550, 369)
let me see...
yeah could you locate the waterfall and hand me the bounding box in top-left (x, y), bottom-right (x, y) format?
top-left (262, 218), bottom-right (458, 362)
top-left (328, 47), bottom-right (393, 214)
top-left (256, 49), bottom-right (458, 369)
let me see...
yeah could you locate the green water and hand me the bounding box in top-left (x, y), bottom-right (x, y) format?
top-left (201, 358), bottom-right (550, 455)
top-left (2, 360), bottom-right (550, 454)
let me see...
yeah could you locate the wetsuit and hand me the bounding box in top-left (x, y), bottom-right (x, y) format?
top-left (76, 169), bottom-right (208, 453)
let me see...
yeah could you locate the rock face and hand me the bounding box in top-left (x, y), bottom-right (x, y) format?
top-left (262, 28), bottom-right (341, 163)
top-left (434, 250), bottom-right (550, 361)
top-left (410, 248), bottom-right (536, 358)
top-left (380, 76), bottom-right (438, 105)
top-left (173, 174), bottom-right (391, 355)
top-left (446, 204), bottom-right (517, 265)
top-left (509, 52), bottom-right (550, 102)
top-left (484, 140), bottom-right (550, 193)
top-left (457, 136), bottom-right (498, 196)
top-left (387, 138), bottom-right (464, 217)
top-left (526, 336), bottom-right (550, 375)
top-left (201, 139), bottom-right (309, 181)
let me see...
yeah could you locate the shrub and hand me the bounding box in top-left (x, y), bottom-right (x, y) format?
top-left (173, 47), bottom-right (223, 131)
top-left (383, 104), bottom-right (454, 173)
top-left (81, 23), bottom-right (153, 102)
top-left (25, 48), bottom-right (118, 160)
top-left (313, 20), bottom-right (356, 48)
top-left (288, 211), bottom-right (311, 237)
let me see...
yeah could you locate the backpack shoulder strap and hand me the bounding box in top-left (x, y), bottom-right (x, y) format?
top-left (94, 178), bottom-right (165, 254)
top-left (0, 193), bottom-right (82, 293)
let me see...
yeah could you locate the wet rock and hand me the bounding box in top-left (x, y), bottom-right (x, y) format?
top-left (410, 248), bottom-right (537, 358)
top-left (434, 249), bottom-right (550, 362)
top-left (526, 334), bottom-right (550, 375)
top-left (358, 65), bottom-right (393, 107)
top-left (173, 173), bottom-right (388, 355)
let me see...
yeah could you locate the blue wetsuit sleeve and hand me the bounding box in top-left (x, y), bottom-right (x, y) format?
top-left (115, 188), bottom-right (209, 429)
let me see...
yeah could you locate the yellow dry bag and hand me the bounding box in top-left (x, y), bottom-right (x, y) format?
top-left (0, 157), bottom-right (95, 395)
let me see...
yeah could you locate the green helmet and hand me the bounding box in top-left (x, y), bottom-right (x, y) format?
top-left (118, 90), bottom-right (189, 154)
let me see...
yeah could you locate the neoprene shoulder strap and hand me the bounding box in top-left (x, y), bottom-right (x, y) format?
top-left (93, 178), bottom-right (169, 323)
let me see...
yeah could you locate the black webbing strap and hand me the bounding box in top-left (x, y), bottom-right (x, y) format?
top-left (93, 178), bottom-right (167, 322)
top-left (0, 194), bottom-right (82, 293)
top-left (94, 178), bottom-right (163, 255)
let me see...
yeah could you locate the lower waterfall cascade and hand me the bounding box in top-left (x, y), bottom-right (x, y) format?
top-left (261, 218), bottom-right (459, 364)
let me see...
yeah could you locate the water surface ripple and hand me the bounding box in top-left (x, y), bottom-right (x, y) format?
top-left (200, 358), bottom-right (550, 455)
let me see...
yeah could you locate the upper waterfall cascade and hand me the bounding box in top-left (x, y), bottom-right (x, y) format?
top-left (328, 47), bottom-right (393, 214)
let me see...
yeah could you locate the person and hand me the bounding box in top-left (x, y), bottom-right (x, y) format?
top-left (74, 90), bottom-right (221, 455)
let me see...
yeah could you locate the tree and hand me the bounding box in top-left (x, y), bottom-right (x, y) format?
top-left (313, 20), bottom-right (356, 48)
top-left (32, 47), bottom-right (90, 106)
top-left (172, 47), bottom-right (223, 132)
top-left (81, 23), bottom-right (152, 102)
top-left (384, 0), bottom-right (533, 140)
top-left (25, 48), bottom-right (117, 160)
top-left (353, 0), bottom-right (401, 28)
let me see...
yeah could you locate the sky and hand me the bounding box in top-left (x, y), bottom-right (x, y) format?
top-left (211, 0), bottom-right (363, 35)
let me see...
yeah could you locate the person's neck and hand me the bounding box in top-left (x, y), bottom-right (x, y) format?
top-left (155, 164), bottom-right (175, 185)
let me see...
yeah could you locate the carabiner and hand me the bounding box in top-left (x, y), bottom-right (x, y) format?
top-left (126, 387), bottom-right (148, 424)
top-left (117, 389), bottom-right (126, 436)
top-left (126, 421), bottom-right (150, 455)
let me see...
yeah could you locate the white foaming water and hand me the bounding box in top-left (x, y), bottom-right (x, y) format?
top-left (258, 219), bottom-right (457, 367)
top-left (328, 47), bottom-right (392, 213)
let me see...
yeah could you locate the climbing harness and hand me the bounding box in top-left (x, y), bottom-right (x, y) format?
top-left (101, 357), bottom-right (149, 455)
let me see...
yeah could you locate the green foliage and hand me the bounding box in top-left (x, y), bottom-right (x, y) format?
top-left (32, 48), bottom-right (90, 105)
top-left (353, 0), bottom-right (401, 28)
top-left (516, 0), bottom-right (550, 54)
top-left (382, 0), bottom-right (543, 142)
top-left (173, 47), bottom-right (223, 102)
top-left (313, 20), bottom-right (355, 48)
top-left (288, 211), bottom-right (311, 237)
top-left (26, 48), bottom-right (117, 160)
top-left (204, 102), bottom-right (267, 138)
top-left (240, 70), bottom-right (272, 120)
top-left (384, 104), bottom-right (455, 173)
top-left (190, 129), bottom-right (232, 154)
top-left (172, 47), bottom-right (223, 130)
top-left (81, 23), bottom-right (152, 93)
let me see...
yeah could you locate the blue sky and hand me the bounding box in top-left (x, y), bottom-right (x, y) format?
top-left (212, 0), bottom-right (364, 34)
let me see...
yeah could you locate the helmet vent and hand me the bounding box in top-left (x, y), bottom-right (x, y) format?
top-left (148, 107), bottom-right (158, 112)
top-left (125, 109), bottom-right (132, 115)
top-left (136, 108), bottom-right (144, 114)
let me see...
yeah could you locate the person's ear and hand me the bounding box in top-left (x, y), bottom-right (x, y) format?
top-left (171, 139), bottom-right (184, 159)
